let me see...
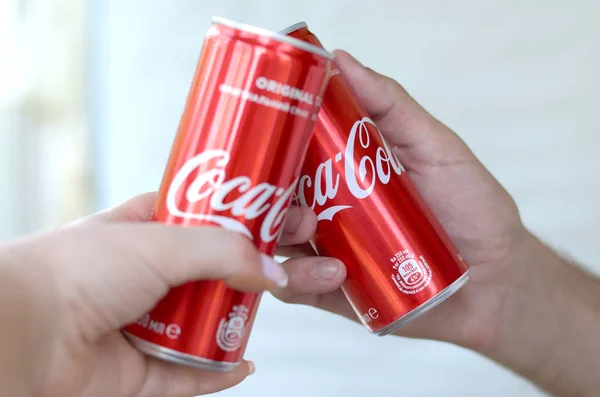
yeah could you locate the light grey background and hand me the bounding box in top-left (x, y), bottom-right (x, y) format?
top-left (93, 1), bottom-right (600, 395)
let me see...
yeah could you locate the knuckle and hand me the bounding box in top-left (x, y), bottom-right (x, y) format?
top-left (226, 231), bottom-right (259, 266)
top-left (390, 77), bottom-right (407, 91)
top-left (388, 78), bottom-right (409, 98)
top-left (273, 288), bottom-right (310, 305)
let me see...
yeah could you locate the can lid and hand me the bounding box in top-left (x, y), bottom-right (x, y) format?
top-left (278, 21), bottom-right (308, 35)
top-left (211, 17), bottom-right (332, 60)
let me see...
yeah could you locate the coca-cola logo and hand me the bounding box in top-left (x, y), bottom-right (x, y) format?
top-left (293, 117), bottom-right (405, 221)
top-left (167, 149), bottom-right (297, 243)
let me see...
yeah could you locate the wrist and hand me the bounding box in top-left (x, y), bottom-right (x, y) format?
top-left (482, 231), bottom-right (564, 369)
top-left (483, 230), bottom-right (600, 396)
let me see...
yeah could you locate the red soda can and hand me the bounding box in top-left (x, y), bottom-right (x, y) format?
top-left (281, 22), bottom-right (469, 336)
top-left (123, 17), bottom-right (332, 370)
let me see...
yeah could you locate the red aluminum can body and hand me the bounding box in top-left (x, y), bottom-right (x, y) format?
top-left (281, 22), bottom-right (469, 335)
top-left (123, 17), bottom-right (332, 370)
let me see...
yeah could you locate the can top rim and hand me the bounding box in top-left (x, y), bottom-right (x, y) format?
top-left (211, 17), bottom-right (331, 60)
top-left (278, 21), bottom-right (308, 35)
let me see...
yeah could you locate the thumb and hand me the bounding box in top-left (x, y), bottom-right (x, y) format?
top-left (55, 223), bottom-right (287, 291)
top-left (13, 223), bottom-right (286, 336)
top-left (332, 49), bottom-right (476, 167)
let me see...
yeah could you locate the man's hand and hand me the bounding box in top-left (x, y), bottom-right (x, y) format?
top-left (276, 49), bottom-right (524, 348)
top-left (275, 50), bottom-right (600, 397)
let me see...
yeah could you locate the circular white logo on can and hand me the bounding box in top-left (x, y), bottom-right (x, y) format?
top-left (391, 253), bottom-right (433, 294)
top-left (216, 305), bottom-right (249, 352)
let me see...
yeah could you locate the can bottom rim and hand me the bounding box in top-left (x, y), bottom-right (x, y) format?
top-left (123, 332), bottom-right (240, 372)
top-left (375, 270), bottom-right (471, 336)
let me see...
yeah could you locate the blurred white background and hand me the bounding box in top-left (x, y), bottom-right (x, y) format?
top-left (2, 0), bottom-right (600, 396)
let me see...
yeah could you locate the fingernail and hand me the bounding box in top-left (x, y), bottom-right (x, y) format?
top-left (247, 360), bottom-right (256, 375)
top-left (312, 260), bottom-right (340, 280)
top-left (260, 254), bottom-right (288, 288)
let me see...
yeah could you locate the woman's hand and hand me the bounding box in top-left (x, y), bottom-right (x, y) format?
top-left (0, 192), bottom-right (303, 397)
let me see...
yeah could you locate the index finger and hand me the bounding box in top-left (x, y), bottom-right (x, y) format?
top-left (75, 192), bottom-right (158, 225)
top-left (28, 223), bottom-right (287, 337)
top-left (333, 49), bottom-right (453, 149)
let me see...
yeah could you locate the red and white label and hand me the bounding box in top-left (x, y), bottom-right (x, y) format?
top-left (293, 117), bottom-right (406, 221)
top-left (135, 313), bottom-right (182, 340)
top-left (166, 149), bottom-right (297, 244)
top-left (390, 249), bottom-right (432, 294)
top-left (216, 305), bottom-right (249, 352)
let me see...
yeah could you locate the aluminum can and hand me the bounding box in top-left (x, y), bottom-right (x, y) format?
top-left (281, 22), bottom-right (469, 335)
top-left (123, 17), bottom-right (332, 371)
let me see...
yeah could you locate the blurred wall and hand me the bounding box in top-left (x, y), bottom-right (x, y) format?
top-left (91, 1), bottom-right (600, 396)
top-left (0, 0), bottom-right (91, 238)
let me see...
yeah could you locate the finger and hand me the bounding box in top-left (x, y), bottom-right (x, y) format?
top-left (93, 224), bottom-right (287, 290)
top-left (305, 288), bottom-right (359, 322)
top-left (333, 49), bottom-right (445, 145)
top-left (138, 356), bottom-right (254, 397)
top-left (38, 224), bottom-right (287, 335)
top-left (333, 49), bottom-right (474, 167)
top-left (276, 241), bottom-right (316, 258)
top-left (273, 257), bottom-right (360, 322)
top-left (279, 206), bottom-right (317, 246)
top-left (75, 331), bottom-right (253, 397)
top-left (273, 256), bottom-right (346, 304)
top-left (74, 192), bottom-right (158, 225)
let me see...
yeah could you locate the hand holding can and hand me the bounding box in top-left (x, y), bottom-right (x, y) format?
top-left (281, 22), bottom-right (469, 335)
top-left (273, 37), bottom-right (526, 352)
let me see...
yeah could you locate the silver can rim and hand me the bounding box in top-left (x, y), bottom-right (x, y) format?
top-left (212, 17), bottom-right (331, 60)
top-left (375, 270), bottom-right (471, 336)
top-left (278, 21), bottom-right (309, 35)
top-left (123, 332), bottom-right (240, 372)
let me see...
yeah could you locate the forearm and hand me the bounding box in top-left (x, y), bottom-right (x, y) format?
top-left (484, 231), bottom-right (600, 396)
